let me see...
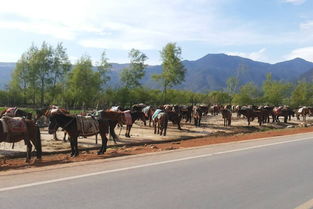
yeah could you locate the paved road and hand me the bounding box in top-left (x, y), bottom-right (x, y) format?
top-left (1, 133), bottom-right (313, 209)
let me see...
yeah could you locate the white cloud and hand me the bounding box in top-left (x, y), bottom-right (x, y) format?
top-left (226, 48), bottom-right (269, 62)
top-left (285, 47), bottom-right (313, 62)
top-left (0, 0), bottom-right (270, 49)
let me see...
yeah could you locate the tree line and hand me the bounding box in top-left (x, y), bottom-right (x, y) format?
top-left (0, 41), bottom-right (312, 109)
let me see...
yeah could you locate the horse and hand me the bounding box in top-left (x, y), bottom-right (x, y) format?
top-left (180, 105), bottom-right (192, 123)
top-left (221, 109), bottom-right (232, 126)
top-left (273, 106), bottom-right (294, 123)
top-left (48, 111), bottom-right (110, 157)
top-left (109, 110), bottom-right (146, 138)
top-left (209, 105), bottom-right (220, 116)
top-left (237, 108), bottom-right (257, 125)
top-left (167, 111), bottom-right (182, 130)
top-left (153, 111), bottom-right (168, 136)
top-left (296, 107), bottom-right (310, 121)
top-left (0, 117), bottom-right (41, 162)
top-left (0, 107), bottom-right (32, 120)
top-left (193, 106), bottom-right (202, 127)
top-left (38, 106), bottom-right (69, 141)
top-left (142, 106), bottom-right (155, 127)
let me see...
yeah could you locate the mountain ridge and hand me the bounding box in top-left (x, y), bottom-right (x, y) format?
top-left (1, 53), bottom-right (313, 92)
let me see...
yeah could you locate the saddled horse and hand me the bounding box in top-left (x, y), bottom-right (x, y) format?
top-left (0, 117), bottom-right (41, 162)
top-left (296, 107), bottom-right (310, 121)
top-left (48, 110), bottom-right (111, 157)
top-left (273, 106), bottom-right (295, 123)
top-left (109, 110), bottom-right (146, 138)
top-left (153, 111), bottom-right (168, 136)
top-left (0, 107), bottom-right (32, 119)
top-left (142, 106), bottom-right (155, 127)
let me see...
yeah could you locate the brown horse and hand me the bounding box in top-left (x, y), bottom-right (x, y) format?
top-left (109, 110), bottom-right (146, 138)
top-left (296, 107), bottom-right (310, 121)
top-left (0, 117), bottom-right (42, 162)
top-left (153, 112), bottom-right (168, 136)
top-left (48, 111), bottom-right (110, 157)
top-left (221, 109), bottom-right (232, 126)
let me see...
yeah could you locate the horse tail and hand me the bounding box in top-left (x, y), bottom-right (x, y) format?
top-left (35, 125), bottom-right (42, 159)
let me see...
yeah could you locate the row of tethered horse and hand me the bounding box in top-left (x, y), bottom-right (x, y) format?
top-left (0, 104), bottom-right (311, 162)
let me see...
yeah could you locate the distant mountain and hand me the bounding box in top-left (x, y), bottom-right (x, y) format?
top-left (1, 54), bottom-right (313, 92)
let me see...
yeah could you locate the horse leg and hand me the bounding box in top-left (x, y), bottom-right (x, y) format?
top-left (158, 121), bottom-right (160, 134)
top-left (69, 137), bottom-right (75, 157)
top-left (154, 121), bottom-right (157, 134)
top-left (177, 121), bottom-right (181, 130)
top-left (98, 134), bottom-right (108, 155)
top-left (63, 132), bottom-right (67, 142)
top-left (53, 131), bottom-right (59, 141)
top-left (25, 140), bottom-right (32, 163)
top-left (109, 121), bottom-right (118, 144)
top-left (73, 137), bottom-right (79, 157)
top-left (164, 122), bottom-right (167, 136)
top-left (34, 126), bottom-right (42, 160)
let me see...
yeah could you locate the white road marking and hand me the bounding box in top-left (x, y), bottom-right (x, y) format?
top-left (0, 136), bottom-right (312, 192)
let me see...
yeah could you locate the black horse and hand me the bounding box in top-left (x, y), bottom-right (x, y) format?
top-left (48, 111), bottom-right (110, 157)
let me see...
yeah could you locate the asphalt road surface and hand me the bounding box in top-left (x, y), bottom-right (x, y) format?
top-left (1, 132), bottom-right (313, 209)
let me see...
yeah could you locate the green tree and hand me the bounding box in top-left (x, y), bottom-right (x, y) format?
top-left (48, 43), bottom-right (71, 104)
top-left (290, 82), bottom-right (313, 107)
top-left (152, 43), bottom-right (186, 104)
top-left (10, 42), bottom-right (71, 106)
top-left (120, 49), bottom-right (147, 88)
top-left (97, 50), bottom-right (112, 89)
top-left (232, 82), bottom-right (259, 105)
top-left (65, 56), bottom-right (101, 107)
top-left (226, 76), bottom-right (239, 94)
top-left (207, 91), bottom-right (232, 105)
top-left (262, 73), bottom-right (292, 106)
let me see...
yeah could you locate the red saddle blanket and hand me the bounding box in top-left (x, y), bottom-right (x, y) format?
top-left (1, 117), bottom-right (27, 133)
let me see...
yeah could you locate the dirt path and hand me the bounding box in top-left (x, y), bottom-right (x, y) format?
top-left (1, 113), bottom-right (313, 171)
top-left (1, 119), bottom-right (313, 172)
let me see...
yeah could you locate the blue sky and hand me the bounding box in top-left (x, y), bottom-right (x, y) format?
top-left (0, 0), bottom-right (312, 65)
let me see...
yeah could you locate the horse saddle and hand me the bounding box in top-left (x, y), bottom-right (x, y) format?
top-left (4, 107), bottom-right (18, 117)
top-left (123, 110), bottom-right (132, 125)
top-left (273, 107), bottom-right (283, 115)
top-left (1, 116), bottom-right (27, 134)
top-left (76, 116), bottom-right (99, 136)
top-left (142, 106), bottom-right (150, 117)
top-left (152, 109), bottom-right (163, 120)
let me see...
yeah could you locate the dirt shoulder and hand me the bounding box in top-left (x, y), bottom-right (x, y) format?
top-left (1, 124), bottom-right (313, 172)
